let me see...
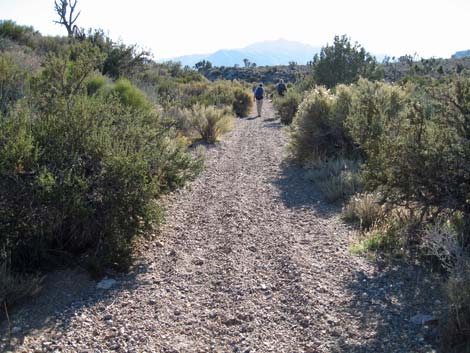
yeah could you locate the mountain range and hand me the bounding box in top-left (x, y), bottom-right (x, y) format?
top-left (161, 39), bottom-right (321, 67)
top-left (452, 50), bottom-right (470, 59)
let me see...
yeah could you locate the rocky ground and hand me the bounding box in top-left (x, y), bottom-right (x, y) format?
top-left (1, 102), bottom-right (442, 352)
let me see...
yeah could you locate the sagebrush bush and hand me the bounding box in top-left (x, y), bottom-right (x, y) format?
top-left (274, 90), bottom-right (302, 125)
top-left (0, 43), bottom-right (202, 276)
top-left (347, 78), bottom-right (470, 236)
top-left (305, 159), bottom-right (363, 203)
top-left (290, 85), bottom-right (355, 162)
top-left (232, 88), bottom-right (253, 117)
top-left (187, 104), bottom-right (234, 143)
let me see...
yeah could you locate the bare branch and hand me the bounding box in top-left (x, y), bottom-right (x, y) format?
top-left (53, 0), bottom-right (81, 36)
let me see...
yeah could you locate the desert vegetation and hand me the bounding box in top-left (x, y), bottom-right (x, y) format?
top-left (2, 3), bottom-right (470, 349)
top-left (287, 35), bottom-right (470, 351)
top-left (0, 18), bottom-right (254, 307)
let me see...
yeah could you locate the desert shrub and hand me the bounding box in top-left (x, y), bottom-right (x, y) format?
top-left (312, 34), bottom-right (383, 88)
top-left (345, 78), bottom-right (409, 157)
top-left (441, 254), bottom-right (470, 353)
top-left (274, 90), bottom-right (302, 125)
top-left (187, 104), bottom-right (233, 143)
top-left (290, 85), bottom-right (355, 162)
top-left (420, 217), bottom-right (470, 352)
top-left (86, 73), bottom-right (108, 95)
top-left (306, 159), bottom-right (363, 202)
top-left (0, 53), bottom-right (28, 115)
top-left (204, 80), bottom-right (237, 107)
top-left (0, 43), bottom-right (202, 276)
top-left (0, 20), bottom-right (37, 48)
top-left (232, 88), bottom-right (253, 117)
top-left (102, 42), bottom-right (151, 79)
top-left (348, 78), bottom-right (470, 234)
top-left (110, 78), bottom-right (151, 111)
top-left (342, 192), bottom-right (384, 230)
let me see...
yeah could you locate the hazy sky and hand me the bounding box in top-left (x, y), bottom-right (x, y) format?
top-left (1, 0), bottom-right (469, 59)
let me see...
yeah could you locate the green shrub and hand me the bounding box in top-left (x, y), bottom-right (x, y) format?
top-left (342, 193), bottom-right (384, 230)
top-left (0, 53), bottom-right (28, 115)
top-left (345, 78), bottom-right (408, 156)
top-left (232, 88), bottom-right (253, 117)
top-left (102, 42), bottom-right (150, 79)
top-left (187, 104), bottom-right (233, 143)
top-left (0, 20), bottom-right (37, 48)
top-left (111, 78), bottom-right (151, 110)
top-left (274, 90), bottom-right (302, 125)
top-left (305, 159), bottom-right (363, 202)
top-left (0, 44), bottom-right (202, 276)
top-left (86, 73), bottom-right (108, 95)
top-left (312, 34), bottom-right (383, 88)
top-left (347, 78), bottom-right (470, 232)
top-left (290, 85), bottom-right (355, 162)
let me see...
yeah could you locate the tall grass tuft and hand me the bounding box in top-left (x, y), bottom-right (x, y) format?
top-left (306, 159), bottom-right (363, 203)
top-left (342, 193), bottom-right (384, 230)
top-left (188, 104), bottom-right (234, 143)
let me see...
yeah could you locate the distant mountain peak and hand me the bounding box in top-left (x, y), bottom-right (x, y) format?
top-left (162, 39), bottom-right (321, 67)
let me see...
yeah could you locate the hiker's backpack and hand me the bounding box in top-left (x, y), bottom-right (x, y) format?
top-left (255, 86), bottom-right (264, 100)
top-left (277, 83), bottom-right (286, 93)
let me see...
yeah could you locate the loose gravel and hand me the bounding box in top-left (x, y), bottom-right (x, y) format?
top-left (1, 102), bottom-right (441, 352)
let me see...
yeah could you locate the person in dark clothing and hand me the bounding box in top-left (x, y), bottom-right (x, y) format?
top-left (254, 83), bottom-right (264, 117)
top-left (276, 79), bottom-right (287, 96)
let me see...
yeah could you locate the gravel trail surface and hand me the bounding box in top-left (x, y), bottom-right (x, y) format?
top-left (2, 102), bottom-right (440, 352)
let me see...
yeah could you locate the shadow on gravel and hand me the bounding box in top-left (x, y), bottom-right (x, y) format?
top-left (0, 262), bottom-right (152, 351)
top-left (263, 117), bottom-right (277, 122)
top-left (330, 263), bottom-right (441, 353)
top-left (263, 122), bottom-right (282, 129)
top-left (272, 161), bottom-right (337, 218)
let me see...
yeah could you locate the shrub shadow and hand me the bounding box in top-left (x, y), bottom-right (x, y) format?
top-left (0, 261), bottom-right (153, 351)
top-left (263, 117), bottom-right (277, 123)
top-left (329, 262), bottom-right (442, 352)
top-left (271, 160), bottom-right (337, 218)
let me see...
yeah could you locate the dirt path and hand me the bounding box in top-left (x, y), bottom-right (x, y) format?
top-left (3, 102), bottom-right (440, 352)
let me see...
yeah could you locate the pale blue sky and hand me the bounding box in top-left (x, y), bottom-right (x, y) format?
top-left (1, 0), bottom-right (469, 59)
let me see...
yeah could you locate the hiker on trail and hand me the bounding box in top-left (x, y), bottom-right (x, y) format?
top-left (254, 83), bottom-right (264, 117)
top-left (276, 79), bottom-right (287, 96)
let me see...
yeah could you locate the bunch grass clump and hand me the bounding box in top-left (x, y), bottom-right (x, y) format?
top-left (342, 192), bottom-right (384, 230)
top-left (187, 104), bottom-right (234, 143)
top-left (306, 159), bottom-right (363, 203)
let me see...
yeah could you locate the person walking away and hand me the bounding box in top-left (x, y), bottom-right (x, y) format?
top-left (254, 83), bottom-right (264, 117)
top-left (276, 79), bottom-right (287, 96)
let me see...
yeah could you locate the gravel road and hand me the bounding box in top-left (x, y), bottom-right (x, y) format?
top-left (2, 102), bottom-right (441, 352)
